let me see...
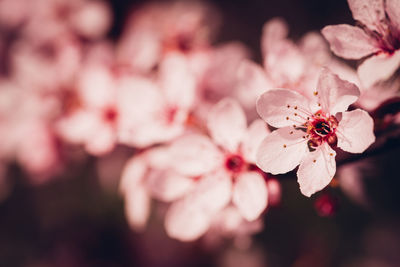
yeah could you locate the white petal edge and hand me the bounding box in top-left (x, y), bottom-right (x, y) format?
top-left (336, 109), bottom-right (375, 153)
top-left (232, 171), bottom-right (268, 221)
top-left (297, 143), bottom-right (336, 197)
top-left (207, 98), bottom-right (247, 152)
top-left (256, 127), bottom-right (308, 174)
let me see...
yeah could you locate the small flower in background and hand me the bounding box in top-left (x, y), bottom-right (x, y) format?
top-left (256, 68), bottom-right (375, 197)
top-left (314, 192), bottom-right (338, 217)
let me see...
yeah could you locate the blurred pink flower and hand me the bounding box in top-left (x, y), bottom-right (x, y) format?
top-left (117, 52), bottom-right (197, 148)
top-left (193, 43), bottom-right (251, 120)
top-left (322, 0), bottom-right (400, 88)
top-left (256, 68), bottom-right (375, 197)
top-left (56, 55), bottom-right (118, 155)
top-left (19, 0), bottom-right (112, 44)
top-left (164, 98), bottom-right (271, 241)
top-left (116, 1), bottom-right (220, 73)
top-left (0, 81), bottom-right (62, 181)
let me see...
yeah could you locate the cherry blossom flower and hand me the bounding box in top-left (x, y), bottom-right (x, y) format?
top-left (117, 52), bottom-right (197, 148)
top-left (20, 0), bottom-right (112, 44)
top-left (193, 42), bottom-right (251, 121)
top-left (116, 1), bottom-right (220, 73)
top-left (56, 49), bottom-right (119, 156)
top-left (256, 68), bottom-right (375, 197)
top-left (164, 98), bottom-right (271, 241)
top-left (10, 36), bottom-right (82, 93)
top-left (322, 0), bottom-right (400, 88)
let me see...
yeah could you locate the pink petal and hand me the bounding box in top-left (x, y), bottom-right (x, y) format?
top-left (78, 65), bottom-right (115, 109)
top-left (146, 169), bottom-right (194, 202)
top-left (117, 29), bottom-right (161, 73)
top-left (241, 119), bottom-right (270, 164)
top-left (386, 0), bottom-right (400, 29)
top-left (164, 170), bottom-right (232, 241)
top-left (263, 40), bottom-right (306, 86)
top-left (347, 0), bottom-right (385, 33)
top-left (256, 127), bottom-right (308, 174)
top-left (159, 52), bottom-right (196, 109)
top-left (56, 110), bottom-right (96, 144)
top-left (235, 60), bottom-right (272, 111)
top-left (123, 114), bottom-right (185, 148)
top-left (317, 68), bottom-right (360, 115)
top-left (188, 170), bottom-right (232, 214)
top-left (299, 32), bottom-right (331, 63)
top-left (169, 134), bottom-right (223, 176)
top-left (336, 109), bottom-right (375, 153)
top-left (261, 18), bottom-right (289, 58)
top-left (256, 89), bottom-right (311, 128)
top-left (207, 98), bottom-right (247, 152)
top-left (321, 24), bottom-right (380, 59)
top-left (232, 171), bottom-right (268, 221)
top-left (124, 185), bottom-right (151, 231)
top-left (70, 0), bottom-right (112, 39)
top-left (164, 198), bottom-right (212, 241)
top-left (116, 76), bottom-right (163, 146)
top-left (358, 50), bottom-right (400, 88)
top-left (297, 143), bottom-right (336, 197)
top-left (145, 146), bottom-right (172, 169)
top-left (211, 206), bottom-right (244, 234)
top-left (85, 123), bottom-right (116, 156)
top-left (119, 156), bottom-right (147, 194)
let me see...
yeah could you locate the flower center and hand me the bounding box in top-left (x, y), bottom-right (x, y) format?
top-left (103, 107), bottom-right (118, 123)
top-left (306, 111), bottom-right (338, 149)
top-left (225, 154), bottom-right (245, 173)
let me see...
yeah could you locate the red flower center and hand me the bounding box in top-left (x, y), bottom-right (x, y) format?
top-left (225, 154), bottom-right (245, 173)
top-left (306, 111), bottom-right (338, 149)
top-left (103, 107), bottom-right (118, 123)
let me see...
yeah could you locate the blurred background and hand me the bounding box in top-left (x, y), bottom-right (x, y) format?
top-left (0, 0), bottom-right (400, 266)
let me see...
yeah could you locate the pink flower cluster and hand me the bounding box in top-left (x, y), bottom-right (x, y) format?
top-left (0, 0), bottom-right (398, 244)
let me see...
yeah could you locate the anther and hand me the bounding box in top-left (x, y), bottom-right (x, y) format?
top-left (283, 144), bottom-right (287, 148)
top-left (313, 159), bottom-right (316, 163)
top-left (314, 91), bottom-right (318, 96)
top-left (294, 106), bottom-right (298, 110)
top-left (286, 117), bottom-right (289, 120)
